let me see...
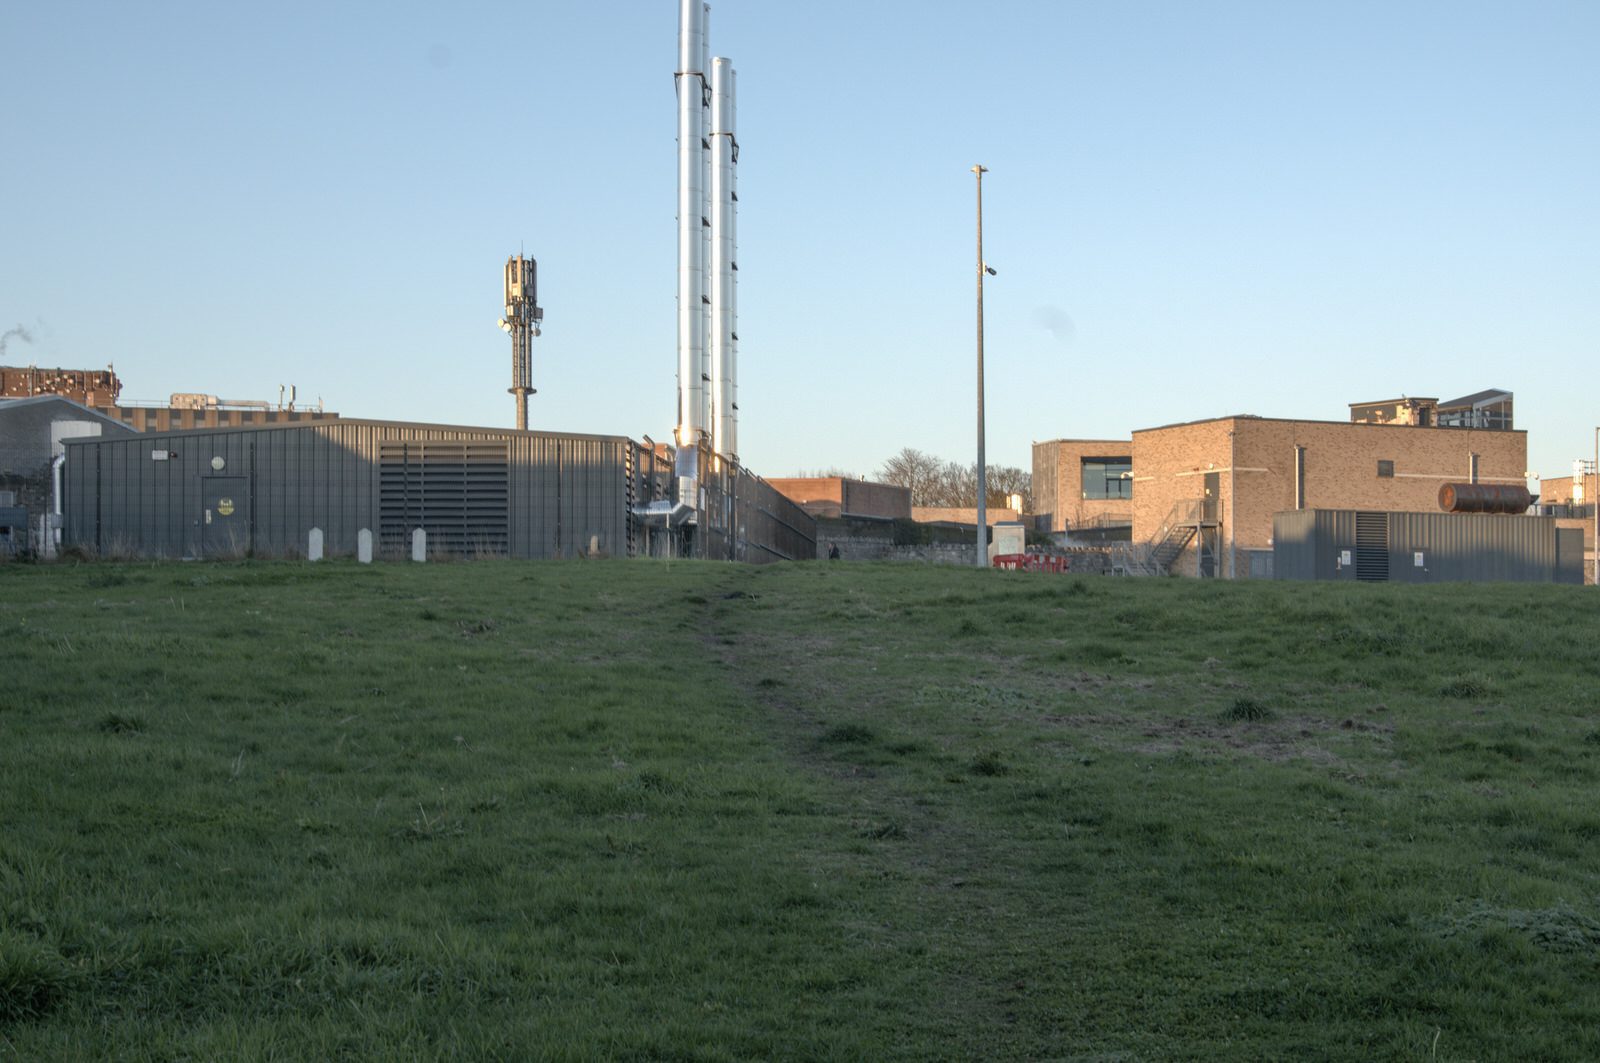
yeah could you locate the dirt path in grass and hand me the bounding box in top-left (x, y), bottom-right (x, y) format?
top-left (692, 587), bottom-right (1064, 1051)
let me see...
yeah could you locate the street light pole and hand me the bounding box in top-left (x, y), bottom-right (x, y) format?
top-left (973, 164), bottom-right (989, 568)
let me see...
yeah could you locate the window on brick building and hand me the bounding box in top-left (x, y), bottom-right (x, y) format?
top-left (1377, 460), bottom-right (1394, 478)
top-left (1081, 458), bottom-right (1132, 499)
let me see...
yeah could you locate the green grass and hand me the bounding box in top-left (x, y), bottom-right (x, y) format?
top-left (2, 559), bottom-right (1600, 1058)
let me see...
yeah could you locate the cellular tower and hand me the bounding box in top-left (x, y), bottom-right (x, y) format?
top-left (498, 254), bottom-right (543, 431)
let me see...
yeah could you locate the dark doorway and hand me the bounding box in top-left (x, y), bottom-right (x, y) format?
top-left (201, 476), bottom-right (249, 557)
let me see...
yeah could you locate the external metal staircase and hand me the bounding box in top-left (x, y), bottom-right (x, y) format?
top-left (1111, 498), bottom-right (1219, 576)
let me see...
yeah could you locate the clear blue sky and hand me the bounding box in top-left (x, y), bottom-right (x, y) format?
top-left (5, 1), bottom-right (1596, 482)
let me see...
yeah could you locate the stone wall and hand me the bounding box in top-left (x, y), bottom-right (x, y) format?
top-left (814, 515), bottom-right (1112, 571)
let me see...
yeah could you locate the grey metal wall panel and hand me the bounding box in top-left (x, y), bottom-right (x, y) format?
top-left (1388, 512), bottom-right (1555, 583)
top-left (61, 419), bottom-right (636, 560)
top-left (1276, 509), bottom-right (1353, 580)
top-left (1275, 507), bottom-right (1565, 584)
top-left (1271, 510), bottom-right (1314, 580)
top-left (1556, 527), bottom-right (1584, 584)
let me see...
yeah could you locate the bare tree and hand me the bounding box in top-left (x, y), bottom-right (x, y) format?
top-left (794, 466), bottom-right (860, 479)
top-left (877, 448), bottom-right (944, 506)
top-left (932, 461), bottom-right (976, 507)
top-left (986, 465), bottom-right (1032, 511)
top-left (878, 450), bottom-right (1032, 511)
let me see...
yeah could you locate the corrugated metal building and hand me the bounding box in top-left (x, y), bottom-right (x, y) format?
top-left (1, 396), bottom-right (140, 556)
top-left (62, 418), bottom-right (815, 563)
top-left (1273, 509), bottom-right (1583, 584)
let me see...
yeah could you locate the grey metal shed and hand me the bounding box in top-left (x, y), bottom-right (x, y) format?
top-left (62, 419), bottom-right (645, 560)
top-left (1273, 509), bottom-right (1582, 584)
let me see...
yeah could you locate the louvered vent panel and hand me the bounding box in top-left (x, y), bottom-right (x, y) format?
top-left (379, 441), bottom-right (509, 556)
top-left (1354, 511), bottom-right (1389, 583)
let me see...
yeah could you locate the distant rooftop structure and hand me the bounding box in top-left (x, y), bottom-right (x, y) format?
top-left (1436, 389), bottom-right (1513, 430)
top-left (1349, 389), bottom-right (1512, 431)
top-left (1, 365), bottom-right (121, 407)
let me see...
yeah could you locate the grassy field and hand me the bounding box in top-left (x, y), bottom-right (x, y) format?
top-left (3, 558), bottom-right (1600, 1059)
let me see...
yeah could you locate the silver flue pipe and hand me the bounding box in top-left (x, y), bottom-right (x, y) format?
top-left (676, 0), bottom-right (709, 463)
top-left (709, 56), bottom-right (738, 463)
top-left (699, 6), bottom-right (714, 439)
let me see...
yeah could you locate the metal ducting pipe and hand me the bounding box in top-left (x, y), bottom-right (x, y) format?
top-left (676, 0), bottom-right (709, 455)
top-left (709, 56), bottom-right (738, 463)
top-left (50, 453), bottom-right (66, 557)
top-left (699, 6), bottom-right (714, 441)
top-left (1438, 482), bottom-right (1533, 514)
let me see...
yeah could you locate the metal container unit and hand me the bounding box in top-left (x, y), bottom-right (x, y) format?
top-left (62, 419), bottom-right (643, 560)
top-left (1273, 509), bottom-right (1581, 584)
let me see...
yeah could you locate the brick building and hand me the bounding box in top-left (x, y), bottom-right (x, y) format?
top-left (1530, 468), bottom-right (1597, 585)
top-left (767, 477), bottom-right (911, 520)
top-left (1130, 415), bottom-right (1527, 577)
top-left (1033, 408), bottom-right (1530, 578)
top-left (1537, 471), bottom-right (1597, 508)
top-left (1031, 438), bottom-right (1133, 534)
top-left (911, 506), bottom-right (1022, 525)
top-left (0, 366), bottom-right (121, 407)
top-left (101, 403), bottom-right (337, 432)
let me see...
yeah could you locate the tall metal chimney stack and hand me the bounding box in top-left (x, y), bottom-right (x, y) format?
top-left (500, 254), bottom-right (543, 431)
top-left (709, 56), bottom-right (738, 463)
top-left (676, 0), bottom-right (710, 473)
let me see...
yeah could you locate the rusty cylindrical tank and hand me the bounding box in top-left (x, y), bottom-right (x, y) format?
top-left (1438, 482), bottom-right (1533, 514)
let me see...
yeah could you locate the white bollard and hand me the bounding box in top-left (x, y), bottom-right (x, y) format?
top-left (412, 528), bottom-right (427, 562)
top-left (357, 528), bottom-right (373, 564)
top-left (307, 527), bottom-right (324, 562)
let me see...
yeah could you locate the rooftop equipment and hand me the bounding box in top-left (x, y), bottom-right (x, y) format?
top-left (1438, 482), bottom-right (1532, 514)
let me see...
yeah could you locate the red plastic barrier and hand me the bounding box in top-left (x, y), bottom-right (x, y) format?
top-left (991, 553), bottom-right (1070, 573)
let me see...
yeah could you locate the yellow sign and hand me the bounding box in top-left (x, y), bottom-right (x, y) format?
top-left (217, 498), bottom-right (235, 517)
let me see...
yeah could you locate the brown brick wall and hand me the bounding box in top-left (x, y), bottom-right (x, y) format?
top-left (99, 407), bottom-right (338, 432)
top-left (768, 477), bottom-right (909, 520)
top-left (768, 477), bottom-right (844, 508)
top-left (913, 507), bottom-right (1021, 526)
top-left (1539, 474), bottom-right (1598, 505)
top-left (1032, 445), bottom-right (1059, 529)
top-left (1030, 438), bottom-right (1133, 532)
top-left (1133, 416), bottom-right (1527, 577)
top-left (841, 479), bottom-right (912, 519)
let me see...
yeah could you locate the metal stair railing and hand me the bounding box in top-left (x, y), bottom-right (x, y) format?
top-left (1109, 541), bottom-right (1160, 576)
top-left (1112, 499), bottom-right (1210, 576)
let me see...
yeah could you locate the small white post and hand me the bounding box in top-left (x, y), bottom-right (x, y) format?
top-left (357, 528), bottom-right (373, 564)
top-left (37, 515), bottom-right (57, 561)
top-left (412, 528), bottom-right (427, 562)
top-left (307, 527), bottom-right (324, 562)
